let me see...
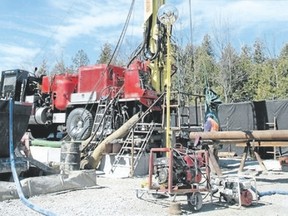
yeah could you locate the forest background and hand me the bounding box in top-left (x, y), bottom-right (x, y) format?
top-left (36, 34), bottom-right (288, 104)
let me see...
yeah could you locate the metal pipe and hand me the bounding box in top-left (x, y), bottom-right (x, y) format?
top-left (190, 130), bottom-right (288, 141)
top-left (235, 141), bottom-right (288, 147)
top-left (204, 150), bottom-right (210, 188)
top-left (148, 149), bottom-right (154, 190)
top-left (165, 23), bottom-right (172, 150)
top-left (194, 97), bottom-right (198, 125)
top-left (196, 140), bottom-right (288, 146)
top-left (130, 126), bottom-right (135, 177)
top-left (168, 148), bottom-right (173, 194)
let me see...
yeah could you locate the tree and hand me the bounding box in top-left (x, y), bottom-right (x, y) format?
top-left (212, 15), bottom-right (232, 59)
top-left (253, 39), bottom-right (266, 64)
top-left (51, 57), bottom-right (68, 75)
top-left (234, 45), bottom-right (253, 101)
top-left (279, 43), bottom-right (288, 59)
top-left (36, 59), bottom-right (49, 76)
top-left (216, 43), bottom-right (243, 103)
top-left (193, 35), bottom-right (217, 95)
top-left (202, 34), bottom-right (214, 57)
top-left (175, 44), bottom-right (194, 94)
top-left (174, 34), bottom-right (218, 102)
top-left (70, 49), bottom-right (90, 73)
top-left (97, 43), bottom-right (113, 64)
top-left (275, 55), bottom-right (288, 98)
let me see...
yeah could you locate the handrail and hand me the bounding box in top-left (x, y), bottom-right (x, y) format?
top-left (130, 92), bottom-right (166, 129)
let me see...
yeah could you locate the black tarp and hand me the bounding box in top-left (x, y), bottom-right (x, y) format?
top-left (189, 99), bottom-right (288, 157)
top-left (217, 99), bottom-right (288, 131)
top-left (218, 102), bottom-right (256, 131)
top-left (0, 100), bottom-right (31, 157)
top-left (265, 100), bottom-right (288, 130)
top-left (219, 100), bottom-right (288, 156)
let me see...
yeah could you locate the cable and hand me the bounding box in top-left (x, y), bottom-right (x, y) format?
top-left (78, 0), bottom-right (135, 110)
top-left (188, 0), bottom-right (195, 92)
top-left (108, 0), bottom-right (136, 65)
top-left (32, 0), bottom-right (78, 67)
top-left (67, 0), bottom-right (136, 141)
top-left (9, 98), bottom-right (57, 216)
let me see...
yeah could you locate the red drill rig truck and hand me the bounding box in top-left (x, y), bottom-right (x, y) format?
top-left (26, 60), bottom-right (161, 140)
top-left (15, 0), bottom-right (171, 141)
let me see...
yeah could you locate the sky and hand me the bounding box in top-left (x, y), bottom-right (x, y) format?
top-left (1, 0), bottom-right (288, 73)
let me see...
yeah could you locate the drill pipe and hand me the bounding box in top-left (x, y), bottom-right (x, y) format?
top-left (199, 140), bottom-right (288, 147)
top-left (190, 130), bottom-right (288, 142)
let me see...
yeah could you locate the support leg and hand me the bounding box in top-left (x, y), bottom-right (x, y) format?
top-left (254, 150), bottom-right (268, 173)
top-left (238, 144), bottom-right (249, 173)
top-left (208, 146), bottom-right (222, 176)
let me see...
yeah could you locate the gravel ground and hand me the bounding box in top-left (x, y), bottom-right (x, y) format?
top-left (0, 159), bottom-right (288, 216)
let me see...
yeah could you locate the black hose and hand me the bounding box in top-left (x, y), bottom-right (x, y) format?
top-left (9, 98), bottom-right (57, 216)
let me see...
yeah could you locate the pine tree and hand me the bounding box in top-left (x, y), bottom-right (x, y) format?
top-left (97, 43), bottom-right (113, 64)
top-left (71, 49), bottom-right (90, 73)
top-left (253, 39), bottom-right (266, 64)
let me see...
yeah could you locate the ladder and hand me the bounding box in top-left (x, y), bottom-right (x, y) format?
top-left (178, 93), bottom-right (191, 128)
top-left (92, 96), bottom-right (111, 140)
top-left (81, 97), bottom-right (112, 154)
top-left (82, 87), bottom-right (123, 153)
top-left (162, 91), bottom-right (192, 129)
top-left (110, 122), bottom-right (155, 175)
top-left (266, 117), bottom-right (281, 160)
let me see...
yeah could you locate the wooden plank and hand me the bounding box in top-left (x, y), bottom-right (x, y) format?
top-left (218, 151), bottom-right (236, 158)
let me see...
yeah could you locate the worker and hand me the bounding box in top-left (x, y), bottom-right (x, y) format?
top-left (204, 113), bottom-right (220, 165)
top-left (204, 113), bottom-right (219, 132)
top-left (20, 132), bottom-right (31, 157)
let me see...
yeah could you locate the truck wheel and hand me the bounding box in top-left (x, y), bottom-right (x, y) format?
top-left (67, 108), bottom-right (93, 140)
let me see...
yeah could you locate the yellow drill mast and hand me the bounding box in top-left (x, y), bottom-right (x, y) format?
top-left (144, 0), bottom-right (166, 93)
top-left (144, 1), bottom-right (178, 150)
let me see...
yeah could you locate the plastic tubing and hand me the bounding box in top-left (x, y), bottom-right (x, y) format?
top-left (9, 98), bottom-right (57, 216)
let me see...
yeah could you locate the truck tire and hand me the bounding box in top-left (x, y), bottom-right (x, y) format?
top-left (66, 108), bottom-right (93, 140)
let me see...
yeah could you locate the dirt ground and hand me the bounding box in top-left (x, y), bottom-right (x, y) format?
top-left (0, 158), bottom-right (288, 216)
